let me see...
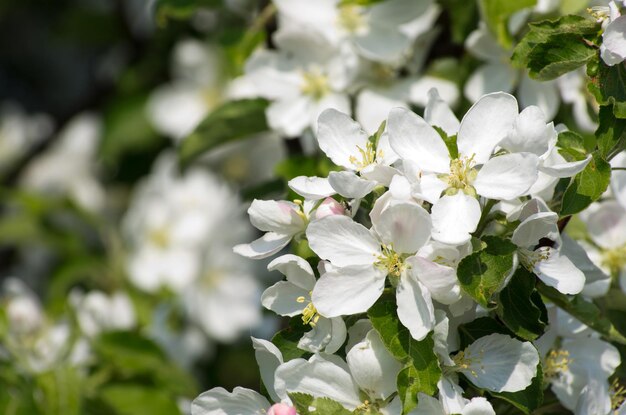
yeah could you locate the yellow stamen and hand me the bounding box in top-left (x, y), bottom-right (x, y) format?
top-left (544, 349), bottom-right (571, 379)
top-left (375, 245), bottom-right (404, 278)
top-left (300, 69), bottom-right (331, 100)
top-left (439, 155), bottom-right (478, 197)
top-left (337, 5), bottom-right (366, 33)
top-left (349, 141), bottom-right (382, 171)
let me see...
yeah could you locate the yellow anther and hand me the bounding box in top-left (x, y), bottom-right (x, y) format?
top-left (301, 302), bottom-right (320, 327)
top-left (602, 245), bottom-right (626, 275)
top-left (337, 4), bottom-right (366, 33)
top-left (349, 141), bottom-right (382, 171)
top-left (148, 227), bottom-right (170, 249)
top-left (375, 245), bottom-right (404, 278)
top-left (439, 155), bottom-right (478, 197)
top-left (519, 247), bottom-right (552, 271)
top-left (452, 347), bottom-right (485, 378)
top-left (300, 69), bottom-right (331, 100)
top-left (544, 349), bottom-right (571, 379)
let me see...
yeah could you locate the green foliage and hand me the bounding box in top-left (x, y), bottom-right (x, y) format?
top-left (457, 236), bottom-right (517, 309)
top-left (458, 317), bottom-right (514, 349)
top-left (368, 294), bottom-right (440, 414)
top-left (271, 316), bottom-right (313, 361)
top-left (99, 384), bottom-right (182, 415)
top-left (557, 130), bottom-right (592, 161)
top-left (93, 331), bottom-right (197, 397)
top-left (36, 366), bottom-right (82, 415)
top-left (155, 0), bottom-right (221, 26)
top-left (496, 268), bottom-right (548, 341)
top-left (178, 99), bottom-right (269, 169)
top-left (511, 15), bottom-right (600, 80)
top-left (595, 104), bottom-right (626, 159)
top-left (588, 61), bottom-right (626, 118)
top-left (478, 0), bottom-right (537, 48)
top-left (537, 281), bottom-right (626, 345)
top-left (289, 393), bottom-right (352, 415)
top-left (440, 0), bottom-right (479, 44)
top-left (559, 151), bottom-right (611, 216)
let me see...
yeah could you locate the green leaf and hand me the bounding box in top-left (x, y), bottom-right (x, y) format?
top-left (36, 366), bottom-right (82, 415)
top-left (595, 105), bottom-right (626, 159)
top-left (490, 365), bottom-right (544, 414)
top-left (588, 61), bottom-right (626, 118)
top-left (289, 393), bottom-right (352, 415)
top-left (99, 384), bottom-right (181, 415)
top-left (557, 130), bottom-right (590, 161)
top-left (93, 331), bottom-right (197, 396)
top-left (478, 0), bottom-right (537, 48)
top-left (368, 294), bottom-right (441, 414)
top-left (525, 33), bottom-right (597, 81)
top-left (559, 151), bottom-right (611, 216)
top-left (457, 236), bottom-right (517, 309)
top-left (155, 0), bottom-right (221, 25)
top-left (178, 99), bottom-right (269, 169)
top-left (496, 268), bottom-right (548, 341)
top-left (537, 281), bottom-right (626, 345)
top-left (271, 316), bottom-right (313, 361)
top-left (511, 15), bottom-right (599, 76)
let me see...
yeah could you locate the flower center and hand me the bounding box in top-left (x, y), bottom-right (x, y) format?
top-left (451, 348), bottom-right (485, 378)
top-left (601, 245), bottom-right (626, 275)
top-left (349, 141), bottom-right (383, 171)
top-left (439, 155), bottom-right (478, 197)
top-left (148, 227), bottom-right (170, 249)
top-left (544, 349), bottom-right (570, 380)
top-left (337, 5), bottom-right (367, 34)
top-left (587, 6), bottom-right (611, 22)
top-left (300, 69), bottom-right (331, 100)
top-left (518, 247), bottom-right (552, 271)
top-left (375, 245), bottom-right (404, 278)
top-left (296, 293), bottom-right (320, 327)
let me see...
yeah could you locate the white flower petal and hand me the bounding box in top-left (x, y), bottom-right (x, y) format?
top-left (533, 247), bottom-right (585, 295)
top-left (424, 88), bottom-right (460, 137)
top-left (325, 317), bottom-right (348, 354)
top-left (463, 63), bottom-right (517, 105)
top-left (311, 265), bottom-right (386, 317)
top-left (268, 254), bottom-right (316, 290)
top-left (356, 88), bottom-right (407, 135)
top-left (407, 256), bottom-right (461, 305)
top-left (233, 232), bottom-right (292, 259)
top-left (373, 202), bottom-right (432, 254)
top-left (414, 392), bottom-right (445, 415)
top-left (252, 338), bottom-right (284, 403)
top-left (561, 235), bottom-right (610, 298)
top-left (500, 106), bottom-right (556, 156)
top-left (518, 76), bottom-right (560, 121)
top-left (576, 376), bottom-right (611, 415)
top-left (387, 107), bottom-right (450, 174)
top-left (317, 108), bottom-right (369, 170)
top-left (431, 193), bottom-right (481, 245)
top-left (457, 92), bottom-right (518, 164)
top-left (261, 281), bottom-right (310, 317)
top-left (267, 96), bottom-right (313, 137)
top-left (611, 151), bottom-right (626, 209)
top-left (274, 355), bottom-right (362, 410)
top-left (474, 153), bottom-right (539, 200)
top-left (602, 16), bottom-right (626, 66)
top-left (346, 330), bottom-right (402, 401)
top-left (328, 171), bottom-right (377, 199)
top-left (511, 211), bottom-right (559, 248)
top-left (288, 176), bottom-right (336, 200)
top-left (462, 334), bottom-right (539, 393)
top-left (307, 215), bottom-right (380, 267)
top-left (563, 337), bottom-right (621, 378)
top-left (462, 397), bottom-right (496, 415)
top-left (539, 155), bottom-right (591, 178)
top-left (438, 377), bottom-right (468, 414)
top-left (248, 199), bottom-right (304, 234)
top-left (396, 271), bottom-right (435, 341)
top-left (298, 316), bottom-right (334, 353)
top-left (586, 200), bottom-right (626, 249)
top-left (191, 387), bottom-right (270, 415)
top-left (414, 173), bottom-right (447, 204)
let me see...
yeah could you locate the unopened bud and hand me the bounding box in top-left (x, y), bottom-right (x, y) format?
top-left (315, 197), bottom-right (345, 219)
top-left (267, 403), bottom-right (297, 415)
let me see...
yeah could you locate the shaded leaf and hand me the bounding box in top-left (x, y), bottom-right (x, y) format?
top-left (560, 151), bottom-right (611, 216)
top-left (457, 236), bottom-right (517, 309)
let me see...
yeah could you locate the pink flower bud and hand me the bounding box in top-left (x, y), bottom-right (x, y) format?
top-left (315, 197), bottom-right (345, 219)
top-left (267, 403), bottom-right (297, 415)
